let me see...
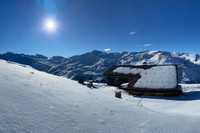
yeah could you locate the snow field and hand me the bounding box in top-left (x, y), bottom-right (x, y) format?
top-left (0, 60), bottom-right (200, 133)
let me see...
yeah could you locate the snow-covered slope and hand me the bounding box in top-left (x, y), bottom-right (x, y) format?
top-left (1, 50), bottom-right (200, 83)
top-left (96, 83), bottom-right (200, 115)
top-left (0, 59), bottom-right (200, 133)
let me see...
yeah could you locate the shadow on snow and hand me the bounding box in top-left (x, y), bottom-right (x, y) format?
top-left (133, 91), bottom-right (200, 101)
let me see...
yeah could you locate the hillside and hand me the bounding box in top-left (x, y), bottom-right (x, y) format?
top-left (0, 59), bottom-right (200, 133)
top-left (1, 50), bottom-right (200, 83)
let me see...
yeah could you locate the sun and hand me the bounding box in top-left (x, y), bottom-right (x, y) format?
top-left (45, 19), bottom-right (56, 32)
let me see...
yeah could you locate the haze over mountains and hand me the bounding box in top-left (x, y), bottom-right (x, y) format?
top-left (1, 50), bottom-right (200, 83)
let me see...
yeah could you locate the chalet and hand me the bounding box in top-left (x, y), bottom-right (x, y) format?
top-left (103, 65), bottom-right (182, 96)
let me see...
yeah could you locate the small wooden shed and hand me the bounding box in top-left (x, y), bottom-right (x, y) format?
top-left (103, 65), bottom-right (182, 96)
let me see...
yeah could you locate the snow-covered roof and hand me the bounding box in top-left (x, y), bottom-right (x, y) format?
top-left (103, 65), bottom-right (178, 89)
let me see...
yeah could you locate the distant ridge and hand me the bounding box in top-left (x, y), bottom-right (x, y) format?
top-left (1, 50), bottom-right (200, 83)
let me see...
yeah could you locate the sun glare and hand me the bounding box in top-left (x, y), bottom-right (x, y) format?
top-left (45, 19), bottom-right (56, 32)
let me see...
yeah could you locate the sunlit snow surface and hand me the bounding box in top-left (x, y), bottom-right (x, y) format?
top-left (96, 83), bottom-right (200, 116)
top-left (0, 59), bottom-right (200, 133)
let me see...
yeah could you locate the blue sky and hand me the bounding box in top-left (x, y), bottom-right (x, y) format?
top-left (0, 0), bottom-right (200, 57)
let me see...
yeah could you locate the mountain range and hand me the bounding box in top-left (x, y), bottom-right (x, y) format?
top-left (1, 50), bottom-right (200, 83)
